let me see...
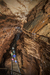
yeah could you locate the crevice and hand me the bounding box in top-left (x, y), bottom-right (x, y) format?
top-left (42, 0), bottom-right (49, 13)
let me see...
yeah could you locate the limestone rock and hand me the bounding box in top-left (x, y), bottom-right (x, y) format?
top-left (17, 33), bottom-right (50, 75)
top-left (5, 58), bottom-right (11, 70)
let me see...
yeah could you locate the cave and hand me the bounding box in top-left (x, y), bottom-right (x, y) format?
top-left (0, 0), bottom-right (50, 75)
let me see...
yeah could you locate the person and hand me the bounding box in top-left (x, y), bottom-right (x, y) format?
top-left (13, 54), bottom-right (16, 59)
top-left (11, 52), bottom-right (13, 58)
top-left (13, 50), bottom-right (15, 54)
top-left (15, 59), bottom-right (17, 64)
top-left (12, 58), bottom-right (14, 62)
top-left (12, 47), bottom-right (14, 50)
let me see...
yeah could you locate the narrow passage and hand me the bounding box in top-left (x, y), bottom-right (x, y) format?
top-left (11, 33), bottom-right (21, 75)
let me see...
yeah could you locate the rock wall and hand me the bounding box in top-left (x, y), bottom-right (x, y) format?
top-left (0, 27), bottom-right (16, 63)
top-left (23, 0), bottom-right (50, 32)
top-left (37, 23), bottom-right (50, 44)
top-left (17, 33), bottom-right (50, 75)
top-left (26, 0), bottom-right (50, 22)
top-left (0, 0), bottom-right (50, 74)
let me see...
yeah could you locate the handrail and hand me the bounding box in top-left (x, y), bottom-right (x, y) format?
top-left (0, 68), bottom-right (21, 74)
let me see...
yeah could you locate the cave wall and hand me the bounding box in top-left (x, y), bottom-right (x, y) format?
top-left (27, 0), bottom-right (50, 22)
top-left (0, 27), bottom-right (16, 63)
top-left (37, 23), bottom-right (50, 44)
top-left (17, 33), bottom-right (50, 75)
top-left (23, 0), bottom-right (50, 32)
top-left (0, 0), bottom-right (50, 74)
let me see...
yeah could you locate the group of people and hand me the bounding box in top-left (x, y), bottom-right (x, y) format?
top-left (11, 47), bottom-right (17, 64)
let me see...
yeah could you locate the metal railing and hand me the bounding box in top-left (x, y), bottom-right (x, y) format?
top-left (0, 68), bottom-right (21, 75)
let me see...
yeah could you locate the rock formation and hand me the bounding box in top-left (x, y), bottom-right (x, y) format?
top-left (17, 33), bottom-right (50, 75)
top-left (0, 0), bottom-right (50, 75)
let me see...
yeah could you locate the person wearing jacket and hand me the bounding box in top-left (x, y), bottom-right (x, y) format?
top-left (13, 54), bottom-right (16, 59)
top-left (13, 50), bottom-right (15, 54)
top-left (15, 59), bottom-right (17, 64)
top-left (11, 52), bottom-right (13, 58)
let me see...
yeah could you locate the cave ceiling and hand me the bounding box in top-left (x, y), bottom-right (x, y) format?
top-left (0, 0), bottom-right (50, 37)
top-left (0, 0), bottom-right (41, 21)
top-left (0, 0), bottom-right (41, 15)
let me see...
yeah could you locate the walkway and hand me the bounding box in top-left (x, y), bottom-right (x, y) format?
top-left (11, 33), bottom-right (21, 75)
top-left (11, 56), bottom-right (21, 75)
